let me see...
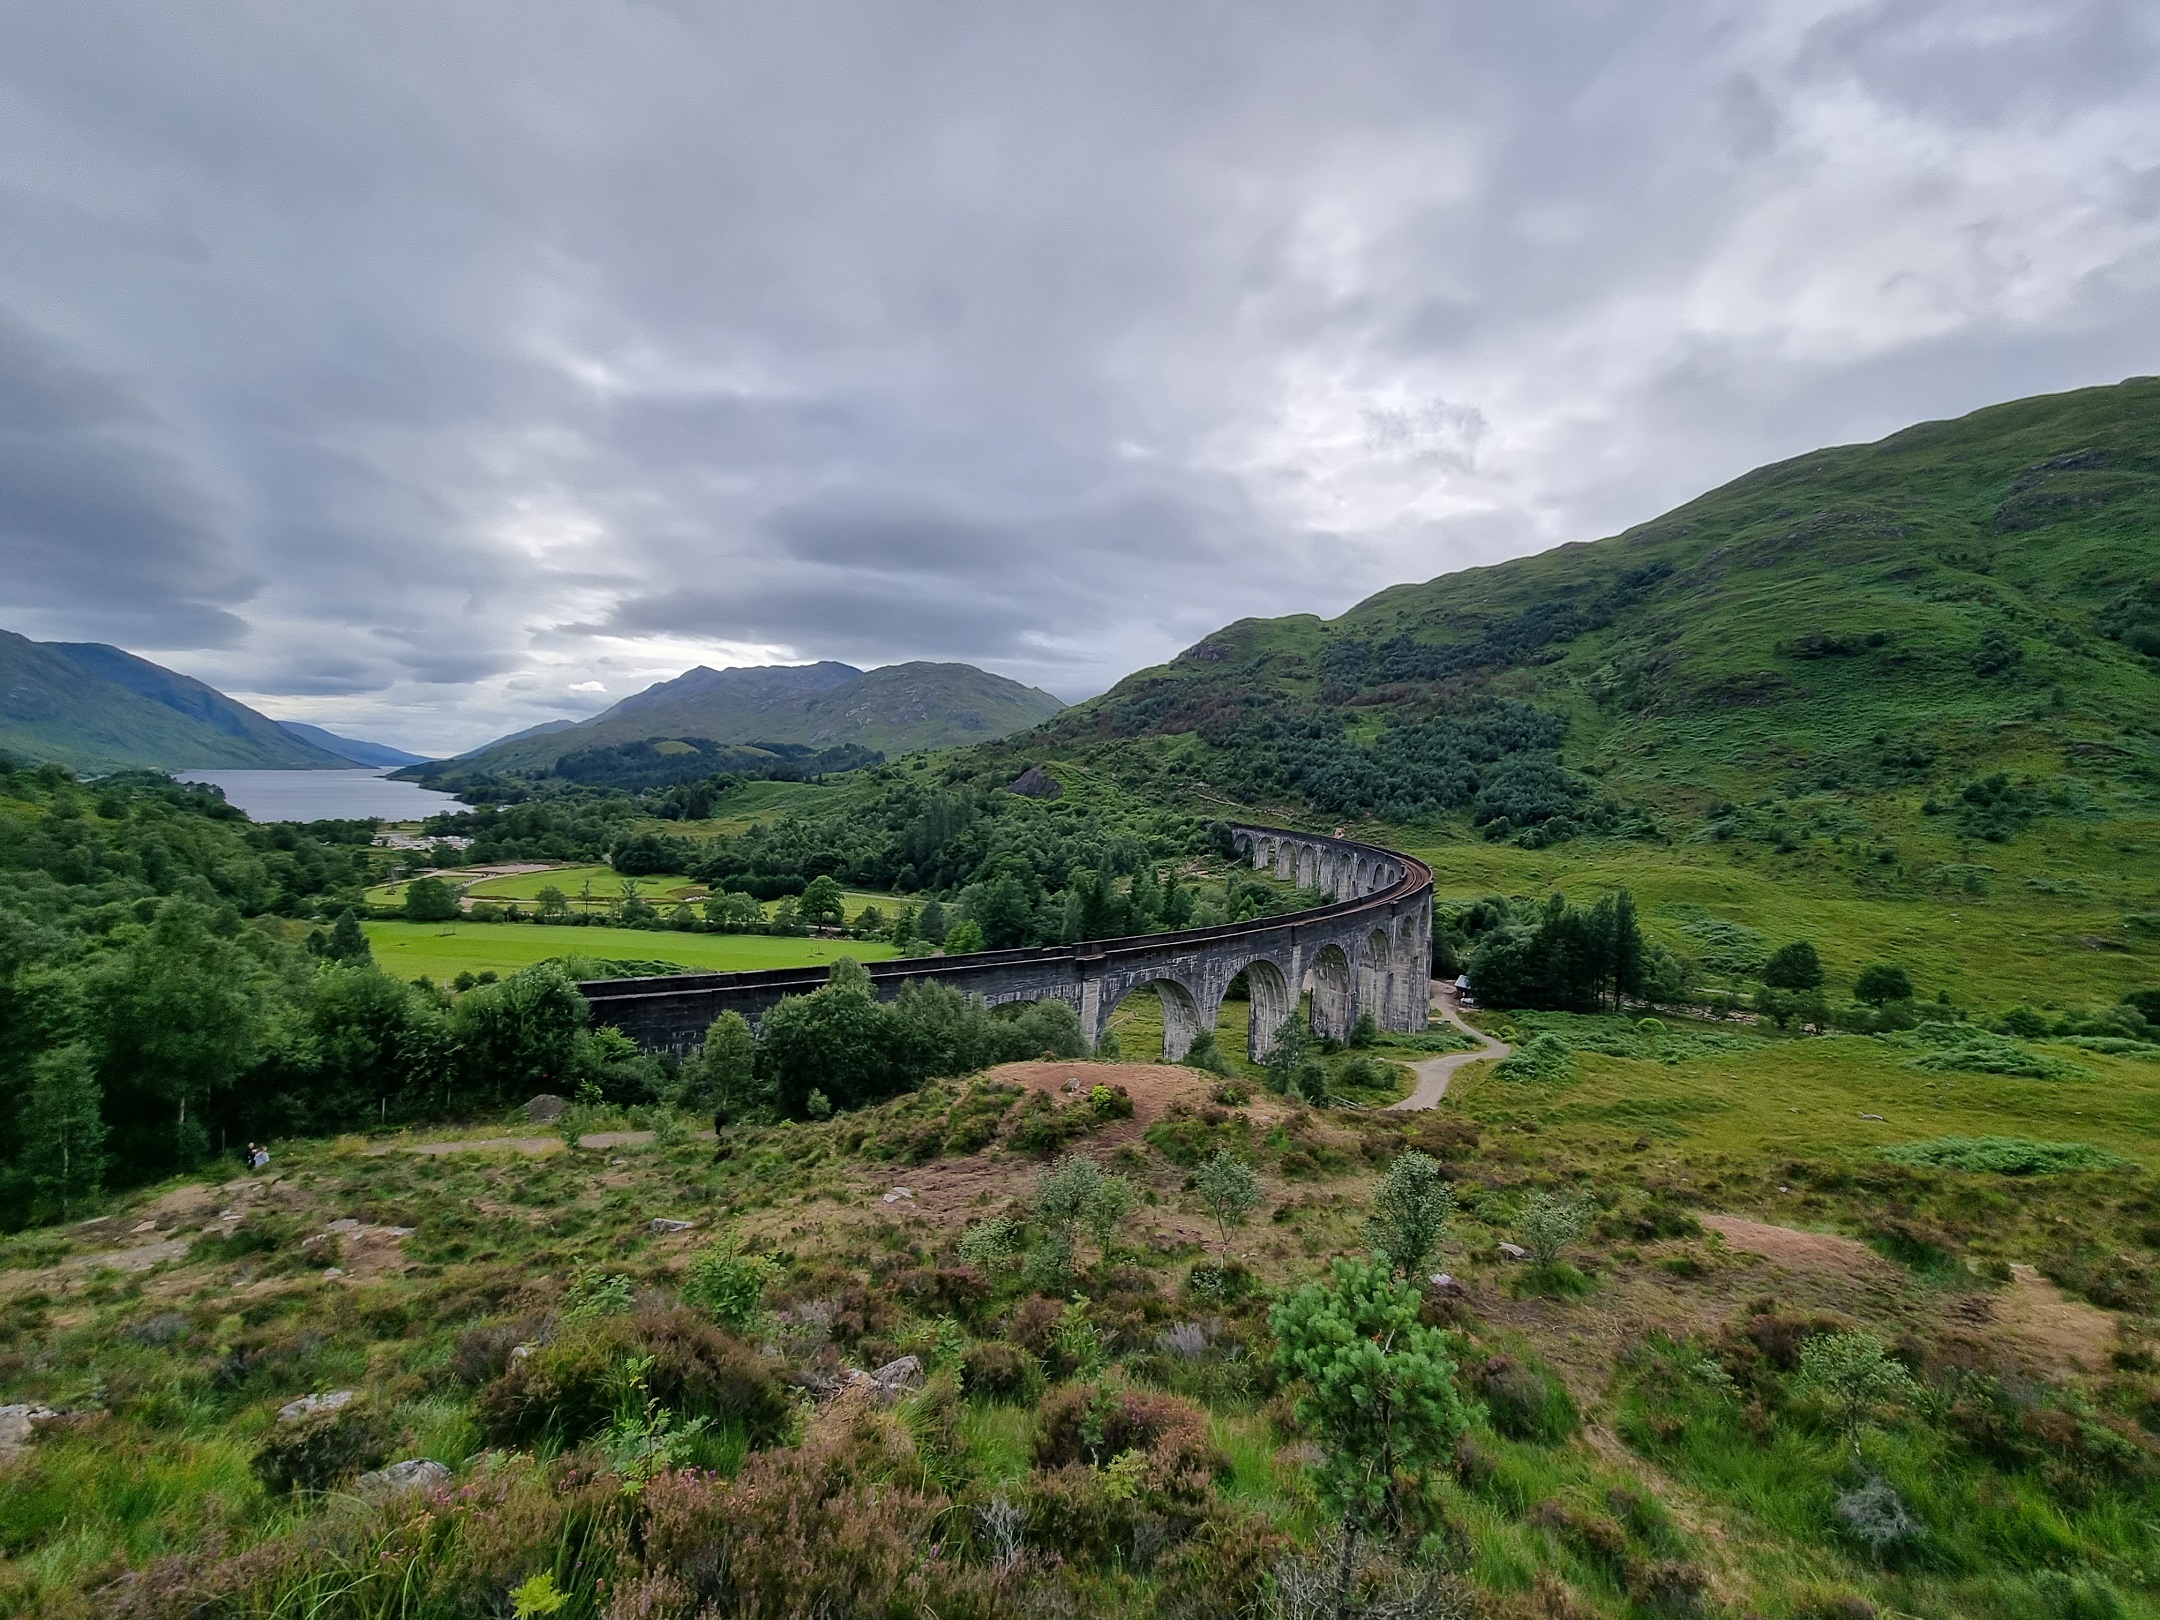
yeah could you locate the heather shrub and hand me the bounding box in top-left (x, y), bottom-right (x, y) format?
top-left (478, 1307), bottom-right (790, 1450)
top-left (250, 1402), bottom-right (389, 1494)
top-left (111, 1455), bottom-right (623, 1620)
top-left (1031, 1384), bottom-right (1229, 1505)
top-left (1009, 1464), bottom-right (1131, 1568)
top-left (636, 1395), bottom-right (968, 1620)
top-left (961, 1340), bottom-right (1038, 1400)
top-left (449, 1318), bottom-right (536, 1386)
top-left (1466, 1354), bottom-right (1580, 1444)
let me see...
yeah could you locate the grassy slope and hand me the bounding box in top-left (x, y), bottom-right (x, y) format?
top-left (0, 632), bottom-right (349, 773)
top-left (5, 1027), bottom-right (2156, 1618)
top-left (1053, 377), bottom-right (2160, 804)
top-left (1007, 380), bottom-right (2160, 1017)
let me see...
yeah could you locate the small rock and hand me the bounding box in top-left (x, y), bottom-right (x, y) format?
top-left (881, 1187), bottom-right (915, 1204)
top-left (0, 1404), bottom-right (57, 1456)
top-left (526, 1094), bottom-right (567, 1124)
top-left (1778, 1185), bottom-right (1791, 1195)
top-left (853, 1355), bottom-right (924, 1403)
top-left (276, 1390), bottom-right (354, 1424)
top-left (1859, 1113), bottom-right (1886, 1122)
top-left (509, 1343), bottom-right (536, 1364)
top-left (217, 1210), bottom-right (240, 1222)
top-left (385, 1226), bottom-right (414, 1237)
top-left (1428, 1273), bottom-right (1463, 1295)
top-left (610, 1157), bottom-right (628, 1167)
top-left (357, 1458), bottom-right (452, 1497)
top-left (648, 1218), bottom-right (696, 1234)
top-left (131, 1220), bottom-right (158, 1235)
top-left (327, 1218), bottom-right (361, 1233)
top-left (322, 1267), bottom-right (345, 1279)
top-left (1497, 1242), bottom-right (1529, 1262)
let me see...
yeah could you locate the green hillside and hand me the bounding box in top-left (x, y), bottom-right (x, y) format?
top-left (1049, 377), bottom-right (2160, 819)
top-left (0, 630), bottom-right (348, 772)
top-left (954, 380), bottom-right (2160, 1018)
top-left (418, 659), bottom-right (1065, 790)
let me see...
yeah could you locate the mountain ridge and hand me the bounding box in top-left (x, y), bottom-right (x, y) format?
top-left (0, 631), bottom-right (351, 773)
top-left (1031, 376), bottom-right (2160, 834)
top-left (274, 720), bottom-right (430, 768)
top-left (417, 658), bottom-right (1064, 788)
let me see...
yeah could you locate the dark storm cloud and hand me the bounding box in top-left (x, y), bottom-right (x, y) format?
top-left (0, 1), bottom-right (2153, 750)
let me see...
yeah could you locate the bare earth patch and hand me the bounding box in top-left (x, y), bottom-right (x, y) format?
top-left (812, 1062), bottom-right (1259, 1252)
top-left (1699, 1214), bottom-right (1897, 1281)
top-left (976, 1059), bottom-right (1207, 1131)
top-left (1701, 1214), bottom-right (2120, 1377)
top-left (367, 1129), bottom-right (655, 1157)
top-left (1995, 1263), bottom-right (2119, 1376)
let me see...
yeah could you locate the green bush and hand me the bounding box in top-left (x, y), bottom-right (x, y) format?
top-left (1496, 1033), bottom-right (1573, 1083)
top-left (1880, 1137), bottom-right (2132, 1175)
top-left (1853, 962), bottom-right (1914, 1006)
top-left (1904, 1029), bottom-right (2081, 1079)
top-left (402, 875), bottom-right (461, 922)
top-left (1762, 941), bottom-right (1824, 990)
top-left (682, 1240), bottom-right (773, 1330)
top-left (478, 1308), bottom-right (790, 1450)
top-left (251, 1404), bottom-right (388, 1494)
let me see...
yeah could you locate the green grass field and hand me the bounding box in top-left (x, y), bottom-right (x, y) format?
top-left (671, 778), bottom-right (844, 836)
top-left (362, 920), bottom-right (900, 980)
top-left (1451, 1008), bottom-right (2160, 1175)
top-left (1390, 813), bottom-right (2160, 1018)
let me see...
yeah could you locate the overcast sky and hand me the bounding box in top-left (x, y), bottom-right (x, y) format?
top-left (1, 1), bottom-right (2156, 754)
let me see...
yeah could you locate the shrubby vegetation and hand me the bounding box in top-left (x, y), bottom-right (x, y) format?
top-left (690, 959), bottom-right (1090, 1123)
top-left (1879, 1136), bottom-right (2134, 1174)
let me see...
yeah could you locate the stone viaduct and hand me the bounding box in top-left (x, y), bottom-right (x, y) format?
top-left (580, 824), bottom-right (1433, 1063)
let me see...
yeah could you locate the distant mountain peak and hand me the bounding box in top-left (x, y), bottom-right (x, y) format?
top-left (275, 721), bottom-right (429, 769)
top-left (415, 657), bottom-right (1062, 787)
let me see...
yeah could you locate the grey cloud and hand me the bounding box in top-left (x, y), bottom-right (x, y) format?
top-left (0, 1), bottom-right (2153, 739)
top-left (0, 310), bottom-right (253, 647)
top-left (1800, 0), bottom-right (2157, 127)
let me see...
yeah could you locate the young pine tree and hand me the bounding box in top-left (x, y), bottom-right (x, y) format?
top-left (1271, 1259), bottom-right (1472, 1613)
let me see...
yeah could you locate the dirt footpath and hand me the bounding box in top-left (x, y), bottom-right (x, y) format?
top-left (1389, 984), bottom-right (1508, 1111)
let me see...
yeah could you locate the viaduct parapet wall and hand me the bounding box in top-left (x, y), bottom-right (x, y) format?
top-left (579, 824), bottom-right (1432, 1063)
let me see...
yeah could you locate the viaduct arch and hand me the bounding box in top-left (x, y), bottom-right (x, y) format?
top-left (581, 824), bottom-right (1433, 1063)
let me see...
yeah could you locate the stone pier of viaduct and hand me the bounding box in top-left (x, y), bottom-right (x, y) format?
top-left (580, 824), bottom-right (1432, 1063)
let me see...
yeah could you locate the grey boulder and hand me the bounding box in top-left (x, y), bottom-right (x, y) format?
top-left (277, 1390), bottom-right (355, 1424)
top-left (846, 1355), bottom-right (926, 1404)
top-left (358, 1458), bottom-right (452, 1497)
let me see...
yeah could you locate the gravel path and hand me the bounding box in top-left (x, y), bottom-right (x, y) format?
top-left (1387, 984), bottom-right (1509, 1111)
top-left (366, 1129), bottom-right (657, 1157)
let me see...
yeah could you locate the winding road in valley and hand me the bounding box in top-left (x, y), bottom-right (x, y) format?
top-left (1388, 982), bottom-right (1509, 1111)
